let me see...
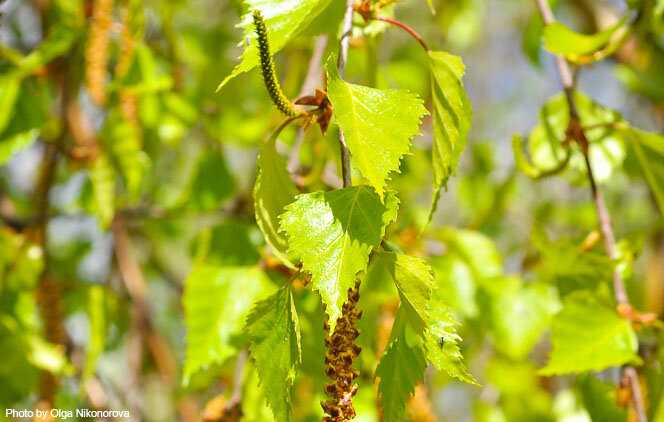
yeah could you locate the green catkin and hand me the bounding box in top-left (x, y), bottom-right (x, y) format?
top-left (253, 10), bottom-right (299, 117)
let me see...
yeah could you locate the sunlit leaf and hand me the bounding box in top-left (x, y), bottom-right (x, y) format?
top-left (279, 186), bottom-right (398, 330)
top-left (482, 276), bottom-right (560, 360)
top-left (90, 154), bottom-right (116, 228)
top-left (246, 286), bottom-right (301, 421)
top-left (428, 51), bottom-right (472, 218)
top-left (623, 127), bottom-right (664, 216)
top-left (83, 286), bottom-right (106, 383)
top-left (526, 92), bottom-right (626, 184)
top-left (183, 264), bottom-right (274, 384)
top-left (0, 76), bottom-right (20, 133)
top-left (255, 135), bottom-right (298, 267)
top-left (542, 18), bottom-right (627, 63)
top-left (217, 0), bottom-right (334, 90)
top-left (326, 59), bottom-right (428, 199)
top-left (540, 291), bottom-right (639, 375)
top-left (375, 311), bottom-right (427, 422)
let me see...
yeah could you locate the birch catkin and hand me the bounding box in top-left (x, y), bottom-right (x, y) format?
top-left (253, 10), bottom-right (299, 117)
top-left (85, 0), bottom-right (113, 105)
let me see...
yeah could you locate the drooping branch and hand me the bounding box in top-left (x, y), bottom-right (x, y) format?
top-left (533, 1), bottom-right (647, 421)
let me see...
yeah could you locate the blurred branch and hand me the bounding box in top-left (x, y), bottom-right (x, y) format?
top-left (32, 58), bottom-right (71, 410)
top-left (534, 1), bottom-right (647, 421)
top-left (112, 216), bottom-right (177, 384)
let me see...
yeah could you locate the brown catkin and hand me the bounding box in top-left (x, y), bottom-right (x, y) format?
top-left (85, 0), bottom-right (113, 105)
top-left (321, 282), bottom-right (362, 421)
top-left (116, 0), bottom-right (139, 123)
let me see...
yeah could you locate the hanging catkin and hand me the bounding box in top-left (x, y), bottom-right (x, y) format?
top-left (253, 10), bottom-right (299, 117)
top-left (85, 0), bottom-right (113, 105)
top-left (115, 0), bottom-right (138, 124)
top-left (321, 282), bottom-right (362, 421)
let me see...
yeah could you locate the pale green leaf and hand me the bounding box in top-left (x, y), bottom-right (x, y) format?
top-left (439, 228), bottom-right (502, 279)
top-left (26, 336), bottom-right (73, 375)
top-left (370, 251), bottom-right (474, 383)
top-left (217, 0), bottom-right (334, 90)
top-left (428, 51), bottom-right (472, 218)
top-left (483, 277), bottom-right (560, 360)
top-left (242, 367), bottom-right (276, 422)
top-left (526, 92), bottom-right (627, 184)
top-left (0, 130), bottom-right (39, 165)
top-left (542, 19), bottom-right (626, 59)
top-left (0, 76), bottom-right (20, 133)
top-left (376, 311), bottom-right (427, 422)
top-left (431, 254), bottom-right (478, 318)
top-left (83, 286), bottom-right (106, 383)
top-left (246, 286), bottom-right (301, 421)
top-left (540, 292), bottom-right (639, 375)
top-left (90, 154), bottom-right (116, 228)
top-left (183, 264), bottom-right (274, 384)
top-left (104, 110), bottom-right (150, 202)
top-left (422, 305), bottom-right (475, 384)
top-left (13, 0), bottom-right (81, 79)
top-left (370, 252), bottom-right (433, 331)
top-left (326, 59), bottom-right (428, 199)
top-left (279, 186), bottom-right (398, 330)
top-left (578, 376), bottom-right (627, 422)
top-left (624, 127), bottom-right (664, 216)
top-left (254, 135), bottom-right (298, 267)
top-left (426, 0), bottom-right (436, 14)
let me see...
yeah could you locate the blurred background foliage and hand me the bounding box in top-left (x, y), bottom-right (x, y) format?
top-left (0, 0), bottom-right (663, 420)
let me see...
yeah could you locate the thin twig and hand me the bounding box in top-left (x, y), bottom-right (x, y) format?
top-left (33, 62), bottom-right (71, 410)
top-left (534, 1), bottom-right (647, 421)
top-left (337, 0), bottom-right (355, 188)
top-left (375, 16), bottom-right (429, 51)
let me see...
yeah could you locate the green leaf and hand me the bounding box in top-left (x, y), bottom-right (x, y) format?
top-left (578, 376), bottom-right (627, 422)
top-left (369, 252), bottom-right (474, 383)
top-left (534, 235), bottom-right (614, 296)
top-left (526, 91), bottom-right (627, 184)
top-left (326, 59), bottom-right (428, 199)
top-left (375, 311), bottom-right (427, 422)
top-left (624, 127), bottom-right (664, 216)
top-left (217, 0), bottom-right (334, 90)
top-left (540, 292), bottom-right (639, 375)
top-left (482, 277), bottom-right (560, 360)
top-left (428, 51), bottom-right (472, 218)
top-left (370, 252), bottom-right (433, 331)
top-left (246, 286), bottom-right (301, 421)
top-left (83, 286), bottom-right (106, 383)
top-left (185, 151), bottom-right (235, 211)
top-left (431, 254), bottom-right (478, 318)
top-left (422, 306), bottom-right (476, 384)
top-left (13, 0), bottom-right (81, 79)
top-left (254, 135), bottom-right (298, 267)
top-left (103, 110), bottom-right (150, 202)
top-left (0, 76), bottom-right (20, 134)
top-left (542, 18), bottom-right (626, 61)
top-left (439, 228), bottom-right (502, 279)
top-left (183, 264), bottom-right (274, 384)
top-left (0, 130), bottom-right (39, 166)
top-left (90, 154), bottom-right (116, 228)
top-left (280, 186), bottom-right (398, 330)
